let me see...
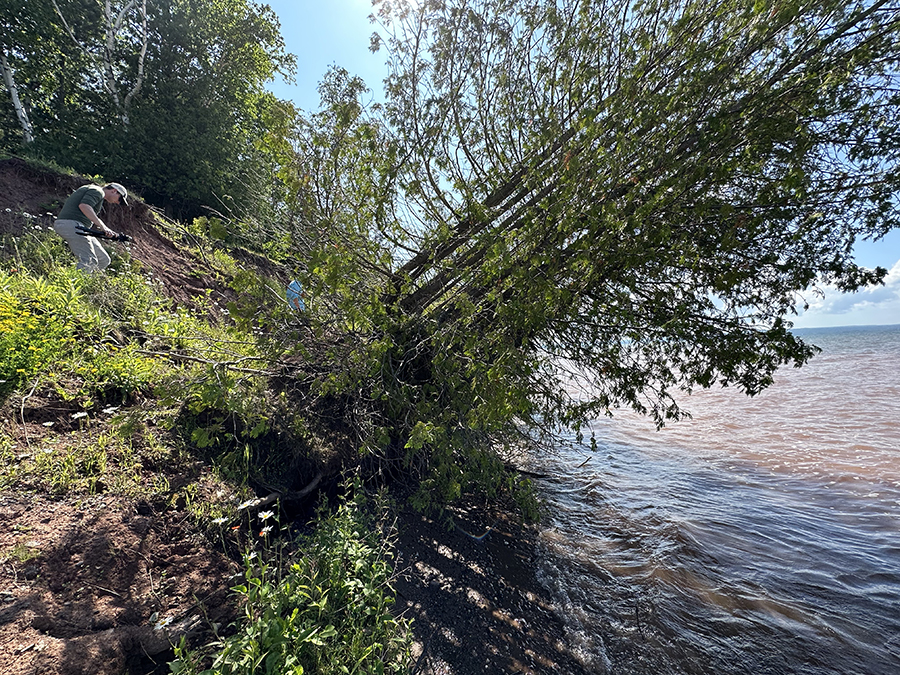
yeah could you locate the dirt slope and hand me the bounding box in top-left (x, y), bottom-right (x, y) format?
top-left (0, 490), bottom-right (238, 675)
top-left (0, 159), bottom-right (253, 674)
top-left (0, 157), bottom-right (246, 313)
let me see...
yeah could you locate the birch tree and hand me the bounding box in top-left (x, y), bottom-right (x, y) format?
top-left (0, 51), bottom-right (33, 143)
top-left (119, 0), bottom-right (295, 218)
top-left (51, 0), bottom-right (148, 126)
top-left (0, 0), bottom-right (63, 144)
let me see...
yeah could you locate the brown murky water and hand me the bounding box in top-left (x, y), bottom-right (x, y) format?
top-left (532, 325), bottom-right (900, 674)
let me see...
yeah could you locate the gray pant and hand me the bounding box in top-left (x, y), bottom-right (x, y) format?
top-left (53, 219), bottom-right (110, 272)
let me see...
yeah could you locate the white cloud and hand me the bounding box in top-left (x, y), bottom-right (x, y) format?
top-left (792, 259), bottom-right (900, 328)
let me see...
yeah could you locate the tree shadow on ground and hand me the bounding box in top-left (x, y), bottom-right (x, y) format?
top-left (393, 502), bottom-right (594, 675)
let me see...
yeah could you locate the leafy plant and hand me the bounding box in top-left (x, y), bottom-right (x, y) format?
top-left (0, 272), bottom-right (78, 394)
top-left (171, 481), bottom-right (412, 675)
top-left (0, 266), bottom-right (161, 403)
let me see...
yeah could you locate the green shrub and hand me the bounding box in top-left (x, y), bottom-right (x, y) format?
top-left (0, 269), bottom-right (159, 401)
top-left (0, 219), bottom-right (69, 275)
top-left (171, 483), bottom-right (412, 675)
top-left (0, 275), bottom-right (77, 394)
top-left (70, 344), bottom-right (158, 403)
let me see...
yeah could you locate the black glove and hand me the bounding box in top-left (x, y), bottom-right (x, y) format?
top-left (75, 224), bottom-right (132, 242)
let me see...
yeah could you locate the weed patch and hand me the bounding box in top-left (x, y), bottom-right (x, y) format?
top-left (172, 482), bottom-right (412, 675)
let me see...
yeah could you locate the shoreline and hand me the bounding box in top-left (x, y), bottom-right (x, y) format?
top-left (393, 500), bottom-right (595, 674)
top-left (0, 487), bottom-right (598, 675)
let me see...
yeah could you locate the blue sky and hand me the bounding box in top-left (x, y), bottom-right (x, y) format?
top-left (264, 0), bottom-right (386, 113)
top-left (263, 0), bottom-right (900, 329)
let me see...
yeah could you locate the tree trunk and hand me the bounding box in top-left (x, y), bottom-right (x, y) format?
top-left (0, 50), bottom-right (34, 144)
top-left (51, 0), bottom-right (149, 127)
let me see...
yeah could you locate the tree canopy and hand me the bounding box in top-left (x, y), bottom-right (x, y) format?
top-left (0, 0), bottom-right (295, 220)
top-left (278, 0), bottom-right (900, 504)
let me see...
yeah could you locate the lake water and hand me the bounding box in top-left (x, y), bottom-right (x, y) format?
top-left (530, 324), bottom-right (900, 674)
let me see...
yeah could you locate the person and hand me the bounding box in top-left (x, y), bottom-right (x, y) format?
top-left (53, 182), bottom-right (128, 272)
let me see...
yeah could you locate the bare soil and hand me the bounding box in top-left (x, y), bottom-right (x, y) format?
top-left (0, 158), bottom-right (593, 674)
top-left (0, 490), bottom-right (238, 675)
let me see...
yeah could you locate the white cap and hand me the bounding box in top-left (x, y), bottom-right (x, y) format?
top-left (106, 182), bottom-right (128, 204)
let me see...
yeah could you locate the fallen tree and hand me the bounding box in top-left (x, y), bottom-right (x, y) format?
top-left (273, 0), bottom-right (900, 509)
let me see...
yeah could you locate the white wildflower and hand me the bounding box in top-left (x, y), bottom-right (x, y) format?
top-left (153, 615), bottom-right (174, 631)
